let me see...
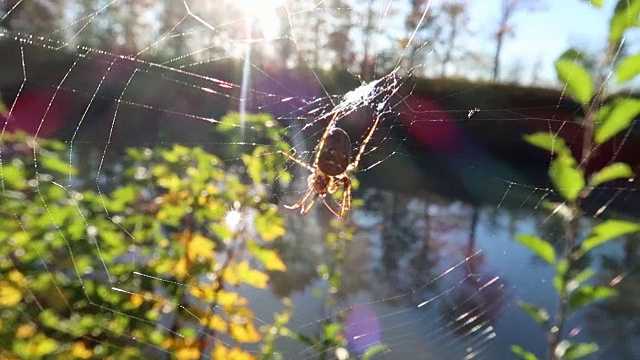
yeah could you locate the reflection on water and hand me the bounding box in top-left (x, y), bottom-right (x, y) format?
top-left (267, 187), bottom-right (640, 360)
top-left (65, 143), bottom-right (640, 359)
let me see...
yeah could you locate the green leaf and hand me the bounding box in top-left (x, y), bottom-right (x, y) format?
top-left (362, 344), bottom-right (389, 360)
top-left (564, 342), bottom-right (599, 360)
top-left (518, 301), bottom-right (551, 329)
top-left (40, 154), bottom-right (77, 176)
top-left (255, 207), bottom-right (286, 241)
top-left (31, 336), bottom-right (58, 356)
top-left (554, 259), bottom-right (569, 293)
top-left (588, 162), bottom-right (634, 188)
top-left (581, 0), bottom-right (603, 7)
top-left (568, 268), bottom-right (595, 290)
top-left (323, 323), bottom-right (342, 341)
top-left (569, 285), bottom-right (617, 311)
top-left (581, 219), bottom-right (640, 253)
top-left (108, 185), bottom-right (138, 212)
top-left (511, 345), bottom-right (539, 360)
top-left (1, 163), bottom-right (27, 190)
top-left (595, 98), bottom-right (640, 144)
top-left (523, 133), bottom-right (572, 158)
top-left (609, 0), bottom-right (640, 48)
top-left (242, 153), bottom-right (263, 185)
top-left (515, 234), bottom-right (556, 265)
top-left (555, 51), bottom-right (594, 104)
top-left (549, 156), bottom-right (585, 202)
top-left (615, 52), bottom-right (640, 83)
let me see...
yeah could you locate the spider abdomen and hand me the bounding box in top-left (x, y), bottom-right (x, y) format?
top-left (317, 127), bottom-right (351, 176)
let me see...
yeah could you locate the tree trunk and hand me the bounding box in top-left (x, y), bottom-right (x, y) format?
top-left (441, 13), bottom-right (459, 77)
top-left (361, 0), bottom-right (374, 79)
top-left (492, 34), bottom-right (504, 81)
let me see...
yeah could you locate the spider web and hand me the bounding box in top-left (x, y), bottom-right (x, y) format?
top-left (1, 1), bottom-right (639, 360)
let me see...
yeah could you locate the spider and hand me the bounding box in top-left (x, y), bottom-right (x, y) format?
top-left (279, 112), bottom-right (381, 218)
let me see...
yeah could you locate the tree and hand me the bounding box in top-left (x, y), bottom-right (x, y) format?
top-left (438, 0), bottom-right (469, 77)
top-left (360, 0), bottom-right (376, 79)
top-left (326, 0), bottom-right (355, 70)
top-left (327, 26), bottom-right (355, 70)
top-left (0, 0), bottom-right (66, 41)
top-left (158, 0), bottom-right (189, 58)
top-left (491, 0), bottom-right (545, 81)
top-left (401, 0), bottom-right (473, 78)
top-left (403, 0), bottom-right (440, 72)
top-left (280, 0), bottom-right (331, 69)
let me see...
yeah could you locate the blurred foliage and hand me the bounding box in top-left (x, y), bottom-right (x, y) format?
top-left (513, 1), bottom-right (640, 359)
top-left (0, 110), bottom-right (295, 359)
top-left (0, 109), bottom-right (375, 359)
top-left (217, 112), bottom-right (293, 187)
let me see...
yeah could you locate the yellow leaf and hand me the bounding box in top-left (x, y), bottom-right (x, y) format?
top-left (175, 347), bottom-right (200, 360)
top-left (175, 256), bottom-right (189, 281)
top-left (190, 285), bottom-right (218, 302)
top-left (16, 323), bottom-right (37, 339)
top-left (157, 209), bottom-right (168, 221)
top-left (161, 338), bottom-right (174, 349)
top-left (228, 347), bottom-right (257, 360)
top-left (0, 281), bottom-right (22, 306)
top-left (8, 270), bottom-right (27, 287)
top-left (247, 241), bottom-right (287, 272)
top-left (25, 336), bottom-right (57, 356)
top-left (229, 320), bottom-right (262, 343)
top-left (71, 342), bottom-right (93, 359)
top-left (223, 264), bottom-right (239, 286)
top-left (217, 290), bottom-right (247, 309)
top-left (157, 174), bottom-right (181, 191)
top-left (255, 208), bottom-right (286, 241)
top-left (213, 345), bottom-right (229, 360)
top-left (236, 261), bottom-right (269, 289)
top-left (206, 184), bottom-right (219, 194)
top-left (213, 345), bottom-right (256, 360)
top-left (188, 235), bottom-right (215, 262)
top-left (202, 314), bottom-right (227, 334)
top-left (130, 294), bottom-right (144, 309)
top-left (263, 251), bottom-right (286, 271)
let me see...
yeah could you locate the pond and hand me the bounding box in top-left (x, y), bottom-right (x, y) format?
top-left (249, 180), bottom-right (640, 359)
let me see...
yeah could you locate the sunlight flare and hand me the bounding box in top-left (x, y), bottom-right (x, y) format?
top-left (225, 208), bottom-right (242, 233)
top-left (235, 0), bottom-right (283, 40)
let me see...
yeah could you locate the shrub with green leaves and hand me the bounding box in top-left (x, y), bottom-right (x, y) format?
top-left (513, 1), bottom-right (640, 359)
top-left (0, 112), bottom-right (293, 359)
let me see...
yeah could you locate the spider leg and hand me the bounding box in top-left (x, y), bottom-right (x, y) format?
top-left (348, 114), bottom-right (381, 171)
top-left (336, 176), bottom-right (351, 218)
top-left (312, 112), bottom-right (341, 168)
top-left (320, 195), bottom-right (344, 219)
top-left (284, 187), bottom-right (314, 210)
top-left (278, 150), bottom-right (315, 172)
top-left (300, 194), bottom-right (318, 215)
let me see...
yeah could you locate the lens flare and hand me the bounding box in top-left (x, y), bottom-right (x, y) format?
top-left (236, 0), bottom-right (283, 40)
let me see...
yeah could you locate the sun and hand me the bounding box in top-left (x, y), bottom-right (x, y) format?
top-left (235, 0), bottom-right (284, 40)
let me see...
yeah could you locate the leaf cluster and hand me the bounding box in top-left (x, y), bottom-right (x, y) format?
top-left (513, 1), bottom-right (640, 359)
top-left (0, 112), bottom-right (292, 359)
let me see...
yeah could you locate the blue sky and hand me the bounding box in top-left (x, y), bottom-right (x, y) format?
top-left (464, 0), bottom-right (624, 83)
